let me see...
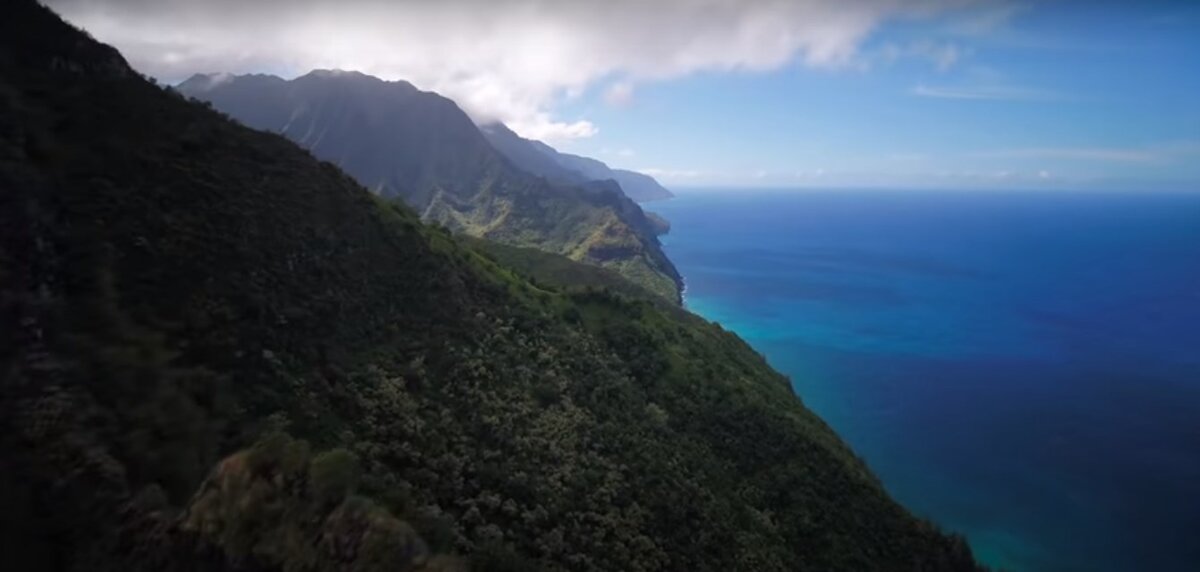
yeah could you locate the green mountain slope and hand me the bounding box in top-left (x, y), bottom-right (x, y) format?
top-left (0, 3), bottom-right (979, 571)
top-left (460, 236), bottom-right (672, 309)
top-left (480, 121), bottom-right (674, 203)
top-left (177, 71), bottom-right (682, 302)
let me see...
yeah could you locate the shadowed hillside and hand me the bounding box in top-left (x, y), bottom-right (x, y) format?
top-left (0, 2), bottom-right (980, 571)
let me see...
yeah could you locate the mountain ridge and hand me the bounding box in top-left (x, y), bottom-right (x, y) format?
top-left (480, 121), bottom-right (675, 203)
top-left (178, 70), bottom-right (683, 301)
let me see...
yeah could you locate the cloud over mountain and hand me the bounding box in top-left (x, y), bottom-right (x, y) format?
top-left (47, 0), bottom-right (976, 141)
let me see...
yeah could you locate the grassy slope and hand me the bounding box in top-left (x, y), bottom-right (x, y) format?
top-left (0, 3), bottom-right (979, 571)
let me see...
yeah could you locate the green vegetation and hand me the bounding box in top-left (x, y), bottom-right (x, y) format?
top-left (177, 72), bottom-right (682, 303)
top-left (185, 432), bottom-right (463, 571)
top-left (461, 236), bottom-right (669, 307)
top-left (0, 2), bottom-right (980, 571)
top-left (438, 182), bottom-right (681, 302)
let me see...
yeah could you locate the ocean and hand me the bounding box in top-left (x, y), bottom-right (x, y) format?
top-left (650, 189), bottom-right (1200, 572)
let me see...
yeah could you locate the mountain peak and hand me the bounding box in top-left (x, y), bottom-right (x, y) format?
top-left (295, 68), bottom-right (419, 92)
top-left (302, 68), bottom-right (369, 80)
top-left (179, 71), bottom-right (234, 91)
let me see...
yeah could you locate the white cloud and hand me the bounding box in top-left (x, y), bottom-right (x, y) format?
top-left (637, 167), bottom-right (704, 180)
top-left (942, 3), bottom-right (1024, 37)
top-left (910, 83), bottom-right (1062, 101)
top-left (974, 147), bottom-right (1165, 163)
top-left (929, 43), bottom-right (964, 70)
top-left (880, 40), bottom-right (967, 71)
top-left (603, 81), bottom-right (635, 107)
top-left (46, 0), bottom-right (982, 142)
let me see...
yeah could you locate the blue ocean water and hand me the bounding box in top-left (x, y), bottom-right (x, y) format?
top-left (650, 189), bottom-right (1200, 572)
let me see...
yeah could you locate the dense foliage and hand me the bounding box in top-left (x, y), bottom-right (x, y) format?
top-left (176, 72), bottom-right (682, 302)
top-left (0, 3), bottom-right (980, 571)
top-left (461, 236), bottom-right (671, 308)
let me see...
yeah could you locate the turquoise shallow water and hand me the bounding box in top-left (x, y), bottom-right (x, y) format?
top-left (650, 189), bottom-right (1200, 572)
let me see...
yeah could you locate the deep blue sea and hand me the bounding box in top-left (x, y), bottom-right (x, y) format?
top-left (650, 189), bottom-right (1200, 572)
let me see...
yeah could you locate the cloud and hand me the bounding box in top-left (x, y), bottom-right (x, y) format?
top-left (973, 147), bottom-right (1165, 163)
top-left (603, 81), bottom-right (635, 107)
top-left (637, 167), bottom-right (704, 180)
top-left (942, 3), bottom-right (1024, 37)
top-left (46, 0), bottom-right (980, 141)
top-left (879, 40), bottom-right (967, 71)
top-left (910, 83), bottom-right (1062, 101)
top-left (969, 143), bottom-right (1200, 171)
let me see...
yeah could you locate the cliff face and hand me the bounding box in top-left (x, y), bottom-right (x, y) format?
top-left (178, 71), bottom-right (683, 302)
top-left (1, 2), bottom-right (978, 571)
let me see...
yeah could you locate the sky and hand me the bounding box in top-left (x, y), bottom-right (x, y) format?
top-left (46, 0), bottom-right (1200, 190)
